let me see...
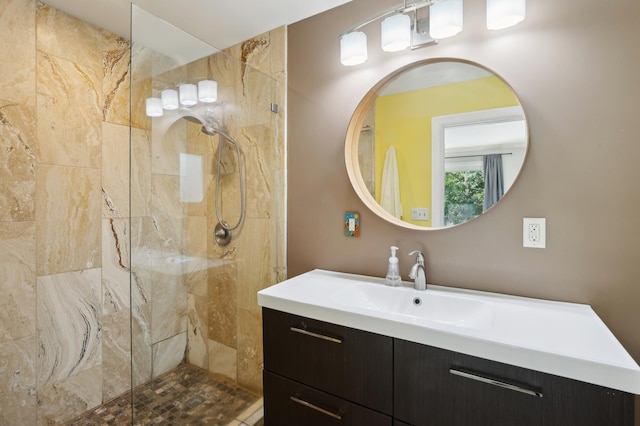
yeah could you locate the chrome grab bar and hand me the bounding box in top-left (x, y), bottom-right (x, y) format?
top-left (290, 326), bottom-right (343, 344)
top-left (450, 367), bottom-right (543, 398)
top-left (290, 395), bottom-right (343, 420)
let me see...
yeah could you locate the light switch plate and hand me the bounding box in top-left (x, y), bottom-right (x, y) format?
top-left (523, 218), bottom-right (546, 248)
top-left (344, 212), bottom-right (360, 237)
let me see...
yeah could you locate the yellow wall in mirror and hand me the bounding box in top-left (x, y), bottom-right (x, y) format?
top-left (374, 76), bottom-right (520, 226)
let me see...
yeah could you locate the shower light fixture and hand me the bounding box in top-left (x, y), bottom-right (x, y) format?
top-left (146, 80), bottom-right (218, 117)
top-left (179, 83), bottom-right (198, 106)
top-left (161, 89), bottom-right (179, 110)
top-left (339, 0), bottom-right (525, 66)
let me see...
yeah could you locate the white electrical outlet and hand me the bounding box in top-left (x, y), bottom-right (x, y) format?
top-left (523, 218), bottom-right (546, 248)
top-left (411, 208), bottom-right (429, 221)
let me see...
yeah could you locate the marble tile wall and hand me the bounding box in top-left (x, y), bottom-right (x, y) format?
top-left (0, 0), bottom-right (286, 424)
top-left (0, 0), bottom-right (136, 424)
top-left (181, 27), bottom-right (286, 394)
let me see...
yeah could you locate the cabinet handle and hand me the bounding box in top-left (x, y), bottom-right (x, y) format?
top-left (290, 395), bottom-right (343, 420)
top-left (290, 326), bottom-right (343, 344)
top-left (450, 368), bottom-right (544, 398)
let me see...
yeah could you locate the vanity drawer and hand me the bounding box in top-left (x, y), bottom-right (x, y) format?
top-left (263, 371), bottom-right (392, 426)
top-left (262, 308), bottom-right (393, 415)
top-left (394, 339), bottom-right (634, 426)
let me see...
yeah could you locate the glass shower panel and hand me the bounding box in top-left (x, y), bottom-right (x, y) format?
top-left (130, 5), bottom-right (280, 423)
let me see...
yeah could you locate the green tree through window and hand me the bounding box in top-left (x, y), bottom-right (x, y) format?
top-left (444, 171), bottom-right (484, 226)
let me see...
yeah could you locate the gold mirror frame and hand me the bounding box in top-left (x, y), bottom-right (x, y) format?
top-left (344, 58), bottom-right (529, 230)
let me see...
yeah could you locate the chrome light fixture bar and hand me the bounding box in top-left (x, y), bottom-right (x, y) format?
top-left (339, 0), bottom-right (525, 66)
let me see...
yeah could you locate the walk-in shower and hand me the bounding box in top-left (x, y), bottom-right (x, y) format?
top-left (0, 1), bottom-right (284, 424)
top-left (125, 4), bottom-right (285, 424)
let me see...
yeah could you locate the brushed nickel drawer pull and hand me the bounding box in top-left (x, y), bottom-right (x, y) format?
top-left (450, 368), bottom-right (544, 398)
top-left (290, 395), bottom-right (343, 420)
top-left (290, 326), bottom-right (343, 344)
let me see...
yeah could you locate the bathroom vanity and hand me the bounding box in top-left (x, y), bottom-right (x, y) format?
top-left (258, 270), bottom-right (640, 425)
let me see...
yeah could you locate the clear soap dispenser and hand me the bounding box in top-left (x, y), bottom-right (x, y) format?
top-left (385, 246), bottom-right (402, 287)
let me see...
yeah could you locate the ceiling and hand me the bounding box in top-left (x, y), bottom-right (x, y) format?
top-left (41, 0), bottom-right (351, 50)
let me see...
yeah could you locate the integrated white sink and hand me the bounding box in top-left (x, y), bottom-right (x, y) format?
top-left (257, 269), bottom-right (640, 394)
top-left (330, 283), bottom-right (494, 330)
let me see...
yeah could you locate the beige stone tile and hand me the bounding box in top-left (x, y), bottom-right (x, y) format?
top-left (130, 43), bottom-right (152, 131)
top-left (152, 332), bottom-right (186, 378)
top-left (151, 270), bottom-right (187, 344)
top-left (103, 32), bottom-right (130, 126)
top-left (36, 268), bottom-right (102, 389)
top-left (131, 303), bottom-right (152, 387)
top-left (130, 217), bottom-right (154, 307)
top-left (269, 26), bottom-right (287, 82)
top-left (0, 335), bottom-right (37, 426)
top-left (237, 124), bottom-right (276, 219)
top-left (152, 173), bottom-right (185, 221)
top-left (0, 101), bottom-right (36, 221)
top-left (35, 164), bottom-right (101, 276)
top-left (102, 121), bottom-right (130, 218)
top-left (0, 222), bottom-right (36, 343)
top-left (208, 262), bottom-right (237, 348)
top-left (131, 127), bottom-right (152, 218)
top-left (102, 218), bottom-right (131, 315)
top-left (102, 308), bottom-right (131, 401)
top-left (187, 216), bottom-right (208, 257)
top-left (236, 68), bottom-right (275, 129)
top-left (36, 364), bottom-right (102, 426)
top-left (36, 51), bottom-right (102, 168)
top-left (207, 339), bottom-right (237, 381)
top-left (0, 0), bottom-right (36, 106)
top-left (275, 170), bottom-right (287, 280)
top-left (151, 117), bottom-right (186, 176)
top-left (237, 308), bottom-right (263, 393)
top-left (236, 218), bottom-right (274, 313)
top-left (36, 3), bottom-right (103, 72)
top-left (187, 294), bottom-right (209, 369)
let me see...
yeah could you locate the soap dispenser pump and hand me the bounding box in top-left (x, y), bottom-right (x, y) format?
top-left (385, 246), bottom-right (402, 287)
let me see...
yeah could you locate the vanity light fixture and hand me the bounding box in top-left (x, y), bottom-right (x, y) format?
top-left (146, 79), bottom-right (218, 117)
top-left (339, 0), bottom-right (525, 66)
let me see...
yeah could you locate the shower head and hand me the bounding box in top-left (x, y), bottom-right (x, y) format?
top-left (201, 125), bottom-right (218, 136)
top-left (176, 109), bottom-right (228, 138)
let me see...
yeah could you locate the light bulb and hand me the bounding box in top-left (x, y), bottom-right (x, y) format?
top-left (179, 84), bottom-right (198, 106)
top-left (161, 89), bottom-right (179, 110)
top-left (145, 97), bottom-right (163, 117)
top-left (381, 14), bottom-right (411, 52)
top-left (198, 80), bottom-right (218, 103)
top-left (430, 0), bottom-right (463, 39)
top-left (340, 31), bottom-right (367, 66)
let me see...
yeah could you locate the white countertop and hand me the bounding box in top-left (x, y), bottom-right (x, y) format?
top-left (257, 269), bottom-right (640, 394)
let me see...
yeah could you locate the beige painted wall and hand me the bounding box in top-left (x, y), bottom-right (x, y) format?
top-left (287, 0), bottom-right (640, 418)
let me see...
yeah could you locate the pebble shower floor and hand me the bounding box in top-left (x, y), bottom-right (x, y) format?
top-left (63, 363), bottom-right (264, 426)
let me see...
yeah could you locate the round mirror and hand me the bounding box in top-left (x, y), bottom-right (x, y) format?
top-left (345, 58), bottom-right (528, 230)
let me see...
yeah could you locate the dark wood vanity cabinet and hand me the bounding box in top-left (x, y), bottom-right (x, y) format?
top-left (263, 309), bottom-right (634, 426)
top-left (262, 308), bottom-right (393, 425)
top-left (395, 339), bottom-right (634, 426)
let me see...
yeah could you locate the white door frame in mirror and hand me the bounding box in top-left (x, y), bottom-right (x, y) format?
top-left (431, 106), bottom-right (527, 227)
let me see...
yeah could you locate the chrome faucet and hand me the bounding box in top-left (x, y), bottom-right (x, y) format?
top-left (408, 251), bottom-right (427, 291)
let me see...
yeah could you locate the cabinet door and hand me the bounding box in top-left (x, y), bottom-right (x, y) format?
top-left (541, 373), bottom-right (634, 426)
top-left (263, 308), bottom-right (393, 414)
top-left (263, 371), bottom-right (392, 426)
top-left (394, 339), bottom-right (543, 426)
